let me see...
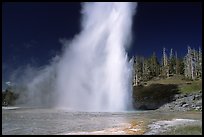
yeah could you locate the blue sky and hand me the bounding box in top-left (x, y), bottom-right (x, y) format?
top-left (2, 2), bottom-right (202, 85)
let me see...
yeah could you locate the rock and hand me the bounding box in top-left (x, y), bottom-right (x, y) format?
top-left (195, 106), bottom-right (201, 111)
top-left (191, 104), bottom-right (196, 108)
top-left (173, 94), bottom-right (180, 100)
top-left (196, 100), bottom-right (202, 106)
top-left (183, 94), bottom-right (188, 97)
top-left (166, 104), bottom-right (173, 109)
top-left (174, 105), bottom-right (180, 110)
top-left (178, 94), bottom-right (184, 98)
top-left (195, 94), bottom-right (202, 100)
top-left (189, 95), bottom-right (195, 101)
top-left (179, 101), bottom-right (186, 106)
top-left (182, 104), bottom-right (189, 107)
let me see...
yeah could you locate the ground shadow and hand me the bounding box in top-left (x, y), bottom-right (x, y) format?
top-left (132, 84), bottom-right (180, 110)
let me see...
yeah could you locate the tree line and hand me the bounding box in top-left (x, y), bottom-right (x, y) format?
top-left (132, 46), bottom-right (202, 86)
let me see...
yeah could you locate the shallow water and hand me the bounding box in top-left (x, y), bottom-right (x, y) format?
top-left (2, 107), bottom-right (202, 135)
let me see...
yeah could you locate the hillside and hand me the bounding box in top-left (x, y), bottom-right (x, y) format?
top-left (145, 75), bottom-right (202, 94)
top-left (132, 75), bottom-right (202, 111)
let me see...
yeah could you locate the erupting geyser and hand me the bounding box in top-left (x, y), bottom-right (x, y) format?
top-left (16, 2), bottom-right (137, 112)
top-left (55, 2), bottom-right (137, 111)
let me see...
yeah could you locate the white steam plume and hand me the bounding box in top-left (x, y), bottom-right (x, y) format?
top-left (12, 2), bottom-right (137, 112)
top-left (55, 2), bottom-right (137, 111)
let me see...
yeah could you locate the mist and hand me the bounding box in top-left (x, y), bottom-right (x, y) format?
top-left (10, 2), bottom-right (137, 112)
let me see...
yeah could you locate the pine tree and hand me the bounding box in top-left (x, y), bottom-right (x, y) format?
top-left (184, 46), bottom-right (199, 80)
top-left (175, 51), bottom-right (179, 74)
top-left (149, 52), bottom-right (160, 77)
top-left (143, 58), bottom-right (151, 81)
top-left (169, 48), bottom-right (176, 75)
top-left (133, 56), bottom-right (143, 86)
top-left (132, 56), bottom-right (137, 86)
top-left (184, 46), bottom-right (192, 79)
top-left (176, 58), bottom-right (184, 75)
top-left (198, 47), bottom-right (202, 78)
top-left (161, 47), bottom-right (169, 77)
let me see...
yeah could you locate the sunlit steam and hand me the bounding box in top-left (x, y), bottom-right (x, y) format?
top-left (13, 2), bottom-right (137, 112)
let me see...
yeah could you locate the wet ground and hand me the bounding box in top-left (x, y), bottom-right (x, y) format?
top-left (2, 107), bottom-right (202, 135)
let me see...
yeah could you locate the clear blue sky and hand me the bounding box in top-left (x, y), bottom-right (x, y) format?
top-left (2, 2), bottom-right (202, 84)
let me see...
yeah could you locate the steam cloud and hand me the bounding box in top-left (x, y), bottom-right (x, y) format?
top-left (11, 2), bottom-right (137, 112)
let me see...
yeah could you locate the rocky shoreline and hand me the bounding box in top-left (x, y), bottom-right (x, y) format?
top-left (157, 91), bottom-right (202, 112)
top-left (132, 83), bottom-right (202, 112)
